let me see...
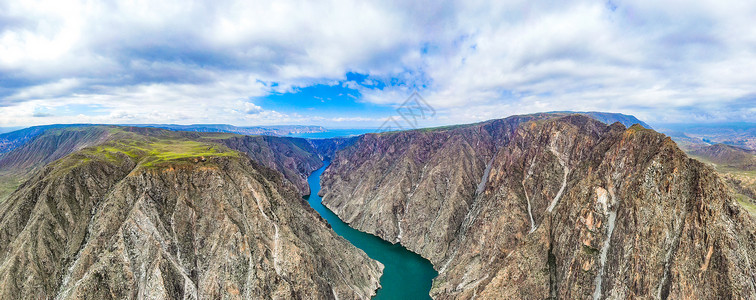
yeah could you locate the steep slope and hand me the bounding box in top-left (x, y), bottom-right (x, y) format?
top-left (216, 135), bottom-right (324, 195)
top-left (307, 136), bottom-right (361, 160)
top-left (0, 133), bottom-right (382, 299)
top-left (0, 126), bottom-right (326, 200)
top-left (0, 126), bottom-right (111, 171)
top-left (690, 143), bottom-right (756, 171)
top-left (321, 114), bottom-right (756, 299)
top-left (0, 126), bottom-right (112, 202)
top-left (687, 143), bottom-right (756, 217)
top-left (0, 124), bottom-right (95, 157)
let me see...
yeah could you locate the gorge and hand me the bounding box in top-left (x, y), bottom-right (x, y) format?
top-left (305, 162), bottom-right (437, 299)
top-left (0, 112), bottom-right (754, 299)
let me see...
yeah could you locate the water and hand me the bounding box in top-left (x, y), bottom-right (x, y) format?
top-left (304, 162), bottom-right (438, 299)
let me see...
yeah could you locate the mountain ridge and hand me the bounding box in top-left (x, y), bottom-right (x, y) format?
top-left (320, 114), bottom-right (756, 299)
top-left (0, 128), bottom-right (383, 299)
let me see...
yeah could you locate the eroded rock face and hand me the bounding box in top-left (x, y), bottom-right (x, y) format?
top-left (321, 114), bottom-right (756, 299)
top-left (218, 135), bottom-right (324, 196)
top-left (0, 152), bottom-right (382, 299)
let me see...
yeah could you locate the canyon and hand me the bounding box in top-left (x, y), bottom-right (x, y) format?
top-left (0, 112), bottom-right (754, 299)
top-left (0, 127), bottom-right (381, 299)
top-left (320, 113), bottom-right (756, 299)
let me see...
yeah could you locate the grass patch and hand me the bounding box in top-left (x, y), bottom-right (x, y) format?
top-left (79, 136), bottom-right (240, 168)
top-left (0, 174), bottom-right (22, 203)
top-left (582, 244), bottom-right (600, 255)
top-left (626, 124), bottom-right (655, 135)
top-left (140, 140), bottom-right (239, 167)
top-left (735, 194), bottom-right (756, 216)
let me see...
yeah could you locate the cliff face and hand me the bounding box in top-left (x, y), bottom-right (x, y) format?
top-left (321, 114), bottom-right (756, 299)
top-left (0, 124), bottom-right (96, 157)
top-left (218, 135), bottom-right (324, 195)
top-left (0, 134), bottom-right (382, 299)
top-left (0, 126), bottom-right (111, 171)
top-left (0, 126), bottom-right (113, 203)
top-left (307, 136), bottom-right (361, 160)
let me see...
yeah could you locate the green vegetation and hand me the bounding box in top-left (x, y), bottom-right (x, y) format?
top-left (85, 138), bottom-right (239, 167)
top-left (60, 127), bottom-right (244, 169)
top-left (735, 194), bottom-right (756, 216)
top-left (418, 123), bottom-right (467, 132)
top-left (0, 126), bottom-right (247, 201)
top-left (688, 152), bottom-right (756, 217)
top-left (0, 174), bottom-right (22, 203)
top-left (582, 244), bottom-right (600, 255)
top-left (626, 124), bottom-right (655, 134)
top-left (141, 140), bottom-right (239, 167)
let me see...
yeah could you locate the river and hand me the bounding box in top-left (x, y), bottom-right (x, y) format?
top-left (304, 162), bottom-right (438, 299)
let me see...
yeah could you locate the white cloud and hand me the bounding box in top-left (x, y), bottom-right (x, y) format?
top-left (1, 0), bottom-right (755, 126)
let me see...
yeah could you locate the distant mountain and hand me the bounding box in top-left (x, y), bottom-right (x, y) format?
top-left (658, 122), bottom-right (756, 151)
top-left (0, 124), bottom-right (328, 158)
top-left (0, 127), bottom-right (23, 134)
top-left (690, 143), bottom-right (756, 171)
top-left (0, 124), bottom-right (96, 158)
top-left (687, 143), bottom-right (756, 215)
top-left (130, 124), bottom-right (327, 136)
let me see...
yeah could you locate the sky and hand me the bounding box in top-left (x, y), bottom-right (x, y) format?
top-left (1, 0), bottom-right (755, 129)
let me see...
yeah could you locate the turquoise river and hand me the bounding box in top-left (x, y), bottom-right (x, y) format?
top-left (304, 162), bottom-right (438, 299)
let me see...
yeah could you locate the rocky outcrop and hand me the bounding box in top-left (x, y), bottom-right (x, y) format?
top-left (217, 135), bottom-right (323, 195)
top-left (321, 114), bottom-right (756, 299)
top-left (0, 134), bottom-right (382, 299)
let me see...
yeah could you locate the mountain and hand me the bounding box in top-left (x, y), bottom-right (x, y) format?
top-left (0, 124), bottom-right (96, 158)
top-left (0, 126), bottom-right (110, 203)
top-left (0, 124), bottom-right (327, 160)
top-left (129, 124), bottom-right (327, 136)
top-left (0, 126), bottom-right (381, 299)
top-left (687, 144), bottom-right (756, 219)
top-left (549, 111), bottom-right (652, 129)
top-left (216, 135), bottom-right (324, 195)
top-left (320, 113), bottom-right (756, 299)
top-left (0, 127), bottom-right (23, 134)
top-left (690, 144), bottom-right (756, 171)
top-left (0, 126), bottom-right (328, 201)
top-left (658, 123), bottom-right (756, 151)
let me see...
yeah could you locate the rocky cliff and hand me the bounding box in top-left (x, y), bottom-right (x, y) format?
top-left (217, 135), bottom-right (324, 196)
top-left (0, 131), bottom-right (382, 299)
top-left (0, 124), bottom-right (96, 158)
top-left (320, 114), bottom-right (756, 299)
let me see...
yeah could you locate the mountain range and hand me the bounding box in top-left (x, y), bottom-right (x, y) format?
top-left (0, 112), bottom-right (753, 299)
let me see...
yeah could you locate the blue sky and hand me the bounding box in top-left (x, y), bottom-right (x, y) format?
top-left (0, 0), bottom-right (754, 128)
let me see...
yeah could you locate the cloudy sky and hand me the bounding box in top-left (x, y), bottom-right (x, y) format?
top-left (1, 0), bottom-right (754, 128)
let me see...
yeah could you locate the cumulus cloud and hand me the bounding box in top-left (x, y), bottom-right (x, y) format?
top-left (0, 0), bottom-right (754, 126)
